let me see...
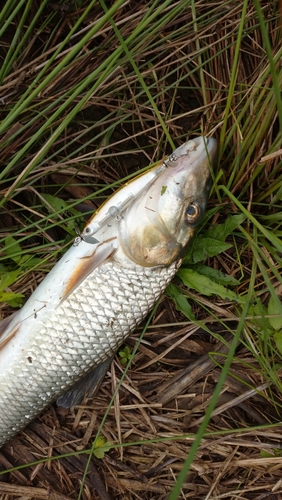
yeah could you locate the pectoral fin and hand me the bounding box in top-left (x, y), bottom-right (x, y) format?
top-left (56, 356), bottom-right (113, 408)
top-left (61, 237), bottom-right (117, 302)
top-left (0, 311), bottom-right (20, 347)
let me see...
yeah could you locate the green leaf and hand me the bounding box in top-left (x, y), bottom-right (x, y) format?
top-left (0, 268), bottom-right (24, 306)
top-left (4, 237), bottom-right (45, 270)
top-left (190, 264), bottom-right (240, 286)
top-left (94, 435), bottom-right (107, 447)
top-left (93, 435), bottom-right (110, 459)
top-left (21, 256), bottom-right (45, 270)
top-left (205, 214), bottom-right (245, 241)
top-left (260, 450), bottom-right (274, 458)
top-left (178, 269), bottom-right (243, 303)
top-left (93, 448), bottom-right (105, 459)
top-left (189, 236), bottom-right (232, 263)
top-left (0, 264), bottom-right (9, 273)
top-left (0, 269), bottom-right (22, 290)
top-left (166, 283), bottom-right (195, 320)
top-left (268, 295), bottom-right (282, 331)
top-left (5, 236), bottom-right (22, 264)
top-left (0, 291), bottom-right (24, 306)
top-left (41, 193), bottom-right (70, 214)
top-left (274, 330), bottom-right (282, 354)
top-left (41, 193), bottom-right (81, 235)
top-left (118, 345), bottom-right (132, 364)
top-left (184, 214), bottom-right (245, 264)
top-left (247, 302), bottom-right (269, 327)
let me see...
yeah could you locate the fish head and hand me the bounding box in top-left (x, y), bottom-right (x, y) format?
top-left (119, 136), bottom-right (217, 267)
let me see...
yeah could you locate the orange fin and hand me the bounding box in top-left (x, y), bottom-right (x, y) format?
top-left (61, 237), bottom-right (117, 302)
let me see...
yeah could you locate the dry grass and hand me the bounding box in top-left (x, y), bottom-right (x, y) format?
top-left (0, 0), bottom-right (282, 499)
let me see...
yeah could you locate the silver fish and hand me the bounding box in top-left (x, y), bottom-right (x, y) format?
top-left (0, 136), bottom-right (217, 447)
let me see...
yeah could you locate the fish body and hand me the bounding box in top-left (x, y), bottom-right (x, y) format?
top-left (0, 136), bottom-right (217, 447)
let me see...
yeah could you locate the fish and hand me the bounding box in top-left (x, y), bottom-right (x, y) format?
top-left (0, 136), bottom-right (217, 447)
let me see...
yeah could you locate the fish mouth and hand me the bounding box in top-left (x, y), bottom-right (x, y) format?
top-left (156, 135), bottom-right (216, 204)
top-left (164, 136), bottom-right (217, 176)
top-left (159, 136), bottom-right (216, 205)
top-left (171, 135), bottom-right (217, 160)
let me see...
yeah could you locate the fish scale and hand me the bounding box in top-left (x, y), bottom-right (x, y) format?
top-left (0, 259), bottom-right (178, 446)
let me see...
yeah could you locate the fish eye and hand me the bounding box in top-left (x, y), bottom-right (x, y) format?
top-left (186, 203), bottom-right (201, 223)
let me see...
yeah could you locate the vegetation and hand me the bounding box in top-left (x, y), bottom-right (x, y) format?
top-left (0, 0), bottom-right (282, 498)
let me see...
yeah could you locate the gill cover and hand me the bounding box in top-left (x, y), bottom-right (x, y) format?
top-left (118, 137), bottom-right (217, 267)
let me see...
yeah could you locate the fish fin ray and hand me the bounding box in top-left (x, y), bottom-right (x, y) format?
top-left (0, 311), bottom-right (20, 347)
top-left (61, 238), bottom-right (117, 302)
top-left (0, 311), bottom-right (17, 338)
top-left (56, 357), bottom-right (113, 408)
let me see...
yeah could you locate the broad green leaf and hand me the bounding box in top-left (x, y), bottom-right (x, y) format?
top-left (93, 435), bottom-right (110, 459)
top-left (18, 255), bottom-right (44, 270)
top-left (4, 238), bottom-right (44, 270)
top-left (0, 269), bottom-right (24, 306)
top-left (184, 214), bottom-right (245, 264)
top-left (5, 236), bottom-right (22, 264)
top-left (260, 450), bottom-right (274, 458)
top-left (205, 214), bottom-right (245, 241)
top-left (268, 295), bottom-right (282, 331)
top-left (41, 193), bottom-right (70, 214)
top-left (190, 264), bottom-right (240, 286)
top-left (41, 193), bottom-right (81, 234)
top-left (166, 283), bottom-right (195, 321)
top-left (93, 448), bottom-right (105, 459)
top-left (189, 236), bottom-right (232, 263)
top-left (248, 302), bottom-right (268, 321)
top-left (119, 345), bottom-right (132, 364)
top-left (274, 331), bottom-right (282, 355)
top-left (178, 269), bottom-right (243, 303)
top-left (0, 269), bottom-right (22, 290)
top-left (247, 302), bottom-right (273, 343)
top-left (0, 291), bottom-right (24, 306)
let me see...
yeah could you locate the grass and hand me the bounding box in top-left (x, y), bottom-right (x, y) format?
top-left (0, 0), bottom-right (282, 498)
